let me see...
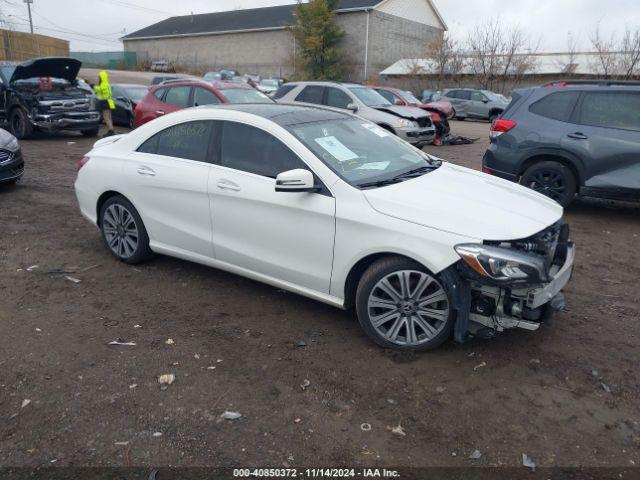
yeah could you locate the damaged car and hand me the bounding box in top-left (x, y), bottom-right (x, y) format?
top-left (276, 81), bottom-right (435, 147)
top-left (74, 103), bottom-right (574, 351)
top-left (0, 127), bottom-right (23, 185)
top-left (0, 57), bottom-right (101, 139)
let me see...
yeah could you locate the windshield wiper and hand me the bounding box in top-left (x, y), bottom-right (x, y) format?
top-left (358, 166), bottom-right (436, 189)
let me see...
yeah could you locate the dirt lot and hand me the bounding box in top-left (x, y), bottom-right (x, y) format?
top-left (1, 120), bottom-right (639, 474)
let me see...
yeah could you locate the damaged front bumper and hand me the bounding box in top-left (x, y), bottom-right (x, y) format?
top-left (31, 110), bottom-right (101, 132)
top-left (449, 223), bottom-right (575, 341)
top-left (396, 125), bottom-right (436, 146)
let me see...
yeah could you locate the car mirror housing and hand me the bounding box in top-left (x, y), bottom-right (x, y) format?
top-left (275, 169), bottom-right (317, 193)
top-left (346, 102), bottom-right (358, 112)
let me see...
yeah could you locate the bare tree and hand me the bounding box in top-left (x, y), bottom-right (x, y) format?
top-left (424, 32), bottom-right (464, 89)
top-left (589, 26), bottom-right (619, 77)
top-left (555, 33), bottom-right (580, 76)
top-left (619, 27), bottom-right (640, 79)
top-left (499, 27), bottom-right (539, 92)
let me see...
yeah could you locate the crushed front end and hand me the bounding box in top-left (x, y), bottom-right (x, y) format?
top-left (454, 221), bottom-right (574, 338)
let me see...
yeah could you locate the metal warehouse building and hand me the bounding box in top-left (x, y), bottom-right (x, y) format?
top-left (121, 0), bottom-right (446, 82)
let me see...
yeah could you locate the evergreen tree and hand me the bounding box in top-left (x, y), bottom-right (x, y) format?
top-left (291, 0), bottom-right (345, 80)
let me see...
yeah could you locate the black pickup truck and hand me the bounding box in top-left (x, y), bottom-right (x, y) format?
top-left (0, 57), bottom-right (100, 139)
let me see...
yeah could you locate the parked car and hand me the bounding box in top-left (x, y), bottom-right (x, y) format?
top-left (483, 80), bottom-right (640, 207)
top-left (203, 72), bottom-right (222, 81)
top-left (442, 88), bottom-right (509, 122)
top-left (150, 75), bottom-right (192, 86)
top-left (0, 57), bottom-right (101, 139)
top-left (276, 82), bottom-right (435, 147)
top-left (421, 89), bottom-right (443, 103)
top-left (230, 75), bottom-right (257, 88)
top-left (133, 79), bottom-right (273, 128)
top-left (75, 103), bottom-right (574, 351)
top-left (111, 84), bottom-right (149, 129)
top-left (0, 128), bottom-right (23, 184)
top-left (257, 78), bottom-right (282, 96)
top-left (373, 86), bottom-right (453, 142)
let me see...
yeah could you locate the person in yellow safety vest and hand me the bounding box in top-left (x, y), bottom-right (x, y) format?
top-left (94, 71), bottom-right (115, 137)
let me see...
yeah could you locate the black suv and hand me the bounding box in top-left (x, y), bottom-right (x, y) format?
top-left (482, 81), bottom-right (640, 207)
top-left (0, 57), bottom-right (101, 139)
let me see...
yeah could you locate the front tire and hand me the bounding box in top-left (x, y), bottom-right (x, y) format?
top-left (521, 161), bottom-right (577, 207)
top-left (99, 195), bottom-right (153, 264)
top-left (355, 257), bottom-right (454, 352)
top-left (9, 108), bottom-right (34, 139)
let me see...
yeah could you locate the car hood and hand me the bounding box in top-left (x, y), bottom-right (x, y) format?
top-left (362, 162), bottom-right (563, 240)
top-left (11, 57), bottom-right (81, 83)
top-left (373, 105), bottom-right (429, 120)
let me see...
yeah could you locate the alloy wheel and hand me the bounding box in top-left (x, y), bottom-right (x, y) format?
top-left (102, 204), bottom-right (139, 259)
top-left (528, 170), bottom-right (567, 202)
top-left (367, 270), bottom-right (449, 347)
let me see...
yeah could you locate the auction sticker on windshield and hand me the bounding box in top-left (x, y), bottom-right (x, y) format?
top-left (314, 136), bottom-right (358, 162)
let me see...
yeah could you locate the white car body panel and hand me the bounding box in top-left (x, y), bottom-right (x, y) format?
top-left (75, 106), bottom-right (562, 309)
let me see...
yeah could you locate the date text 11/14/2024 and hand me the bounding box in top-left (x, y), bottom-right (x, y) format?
top-left (233, 468), bottom-right (401, 478)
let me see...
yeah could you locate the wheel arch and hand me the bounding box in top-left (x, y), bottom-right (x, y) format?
top-left (343, 252), bottom-right (434, 309)
top-left (519, 153), bottom-right (584, 186)
top-left (96, 190), bottom-right (128, 225)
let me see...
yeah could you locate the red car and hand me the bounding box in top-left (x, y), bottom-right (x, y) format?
top-left (133, 80), bottom-right (273, 128)
top-left (372, 86), bottom-right (453, 144)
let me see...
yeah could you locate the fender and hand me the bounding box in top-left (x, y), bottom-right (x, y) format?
top-left (519, 148), bottom-right (586, 186)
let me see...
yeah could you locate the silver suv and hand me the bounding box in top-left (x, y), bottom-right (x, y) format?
top-left (275, 82), bottom-right (435, 146)
top-left (443, 88), bottom-right (509, 122)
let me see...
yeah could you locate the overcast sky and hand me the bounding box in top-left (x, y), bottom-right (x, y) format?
top-left (1, 0), bottom-right (638, 53)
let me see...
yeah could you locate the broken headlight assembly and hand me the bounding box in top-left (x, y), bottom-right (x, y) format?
top-left (454, 244), bottom-right (549, 285)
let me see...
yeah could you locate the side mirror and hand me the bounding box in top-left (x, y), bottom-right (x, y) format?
top-left (275, 169), bottom-right (317, 193)
top-left (346, 102), bottom-right (358, 112)
top-left (482, 99), bottom-right (489, 103)
top-left (394, 98), bottom-right (403, 106)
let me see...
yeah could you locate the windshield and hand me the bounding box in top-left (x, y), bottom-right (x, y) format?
top-left (0, 65), bottom-right (16, 81)
top-left (400, 90), bottom-right (421, 104)
top-left (260, 79), bottom-right (279, 87)
top-left (218, 88), bottom-right (273, 103)
top-left (349, 87), bottom-right (391, 107)
top-left (288, 118), bottom-right (437, 188)
top-left (123, 86), bottom-right (148, 103)
top-left (482, 90), bottom-right (502, 101)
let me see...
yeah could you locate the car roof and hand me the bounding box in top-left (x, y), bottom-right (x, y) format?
top-left (197, 102), bottom-right (352, 126)
top-left (151, 79), bottom-right (252, 90)
top-left (113, 83), bottom-right (148, 88)
top-left (285, 81), bottom-right (364, 88)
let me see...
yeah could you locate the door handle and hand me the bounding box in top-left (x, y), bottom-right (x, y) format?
top-left (137, 165), bottom-right (156, 176)
top-left (216, 180), bottom-right (241, 191)
top-left (155, 110), bottom-right (165, 116)
top-left (567, 132), bottom-right (588, 140)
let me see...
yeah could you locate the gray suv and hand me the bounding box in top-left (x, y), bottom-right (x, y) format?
top-left (482, 81), bottom-right (640, 207)
top-left (275, 82), bottom-right (435, 146)
top-left (443, 88), bottom-right (509, 122)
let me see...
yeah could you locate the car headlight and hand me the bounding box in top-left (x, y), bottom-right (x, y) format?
top-left (5, 136), bottom-right (19, 151)
top-left (454, 244), bottom-right (548, 284)
top-left (395, 118), bottom-right (417, 128)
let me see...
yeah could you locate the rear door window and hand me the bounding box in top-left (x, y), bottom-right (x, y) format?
top-left (137, 121), bottom-right (215, 162)
top-left (164, 86), bottom-right (192, 107)
top-left (529, 91), bottom-right (580, 122)
top-left (577, 92), bottom-right (640, 132)
top-left (295, 85), bottom-right (325, 105)
top-left (325, 87), bottom-right (352, 109)
top-left (471, 91), bottom-right (486, 102)
top-left (458, 90), bottom-right (472, 100)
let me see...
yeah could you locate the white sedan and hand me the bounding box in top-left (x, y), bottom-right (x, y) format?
top-left (75, 103), bottom-right (575, 351)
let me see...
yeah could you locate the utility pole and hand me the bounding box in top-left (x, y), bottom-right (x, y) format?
top-left (24, 0), bottom-right (34, 34)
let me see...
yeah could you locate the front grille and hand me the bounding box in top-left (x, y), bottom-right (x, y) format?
top-left (0, 149), bottom-right (13, 165)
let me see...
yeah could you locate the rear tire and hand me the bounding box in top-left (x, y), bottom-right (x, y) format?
top-left (521, 161), bottom-right (577, 207)
top-left (355, 256), bottom-right (454, 352)
top-left (99, 195), bottom-right (153, 264)
top-left (9, 108), bottom-right (33, 139)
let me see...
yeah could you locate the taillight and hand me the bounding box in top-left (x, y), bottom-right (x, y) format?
top-left (482, 167), bottom-right (493, 175)
top-left (489, 119), bottom-right (517, 140)
top-left (77, 156), bottom-right (90, 172)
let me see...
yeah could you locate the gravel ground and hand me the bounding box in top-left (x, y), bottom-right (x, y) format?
top-left (1, 119), bottom-right (639, 473)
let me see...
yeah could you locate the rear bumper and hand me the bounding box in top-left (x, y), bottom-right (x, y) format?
top-left (482, 148), bottom-right (519, 181)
